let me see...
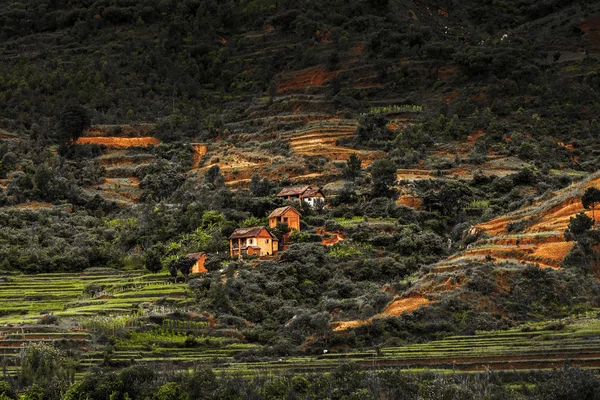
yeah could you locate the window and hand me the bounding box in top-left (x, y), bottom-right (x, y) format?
top-left (266, 239), bottom-right (269, 243)
top-left (283, 217), bottom-right (288, 223)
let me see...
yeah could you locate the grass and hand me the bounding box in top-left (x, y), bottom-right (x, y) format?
top-left (0, 271), bottom-right (188, 324)
top-left (2, 270), bottom-right (600, 377)
top-left (332, 216), bottom-right (397, 227)
top-left (369, 104), bottom-right (423, 114)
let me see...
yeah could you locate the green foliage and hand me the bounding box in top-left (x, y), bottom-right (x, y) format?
top-left (565, 212), bottom-right (596, 243)
top-left (369, 159), bottom-right (397, 198)
top-left (355, 115), bottom-right (391, 145)
top-left (582, 187), bottom-right (600, 220)
top-left (54, 103), bottom-right (91, 147)
top-left (155, 382), bottom-right (189, 400)
top-left (343, 154), bottom-right (362, 179)
top-left (18, 342), bottom-right (75, 389)
top-left (368, 104), bottom-right (422, 114)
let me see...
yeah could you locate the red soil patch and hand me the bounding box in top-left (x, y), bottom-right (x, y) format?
top-left (579, 18), bottom-right (600, 51)
top-left (83, 124), bottom-right (155, 138)
top-left (77, 137), bottom-right (159, 147)
top-left (532, 241), bottom-right (574, 262)
top-left (397, 195), bottom-right (423, 209)
top-left (467, 130), bottom-right (485, 147)
top-left (315, 29), bottom-right (330, 43)
top-left (445, 91), bottom-right (459, 104)
top-left (5, 201), bottom-right (54, 211)
top-left (319, 230), bottom-right (345, 246)
top-left (438, 65), bottom-right (457, 81)
top-left (471, 92), bottom-right (488, 103)
top-left (191, 144), bottom-right (208, 169)
top-left (377, 294), bottom-right (431, 318)
top-left (351, 44), bottom-right (365, 56)
top-left (0, 132), bottom-right (17, 140)
top-left (448, 167), bottom-right (471, 177)
top-left (277, 66), bottom-right (338, 94)
top-left (331, 293), bottom-right (431, 331)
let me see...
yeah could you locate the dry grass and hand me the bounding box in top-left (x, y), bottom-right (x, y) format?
top-left (77, 137), bottom-right (159, 147)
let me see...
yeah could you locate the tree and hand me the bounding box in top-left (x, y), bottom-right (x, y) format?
top-left (272, 222), bottom-right (291, 242)
top-left (249, 174), bottom-right (273, 196)
top-left (55, 103), bottom-right (90, 146)
top-left (169, 256), bottom-right (196, 282)
top-left (19, 342), bottom-right (75, 389)
top-left (144, 244), bottom-right (164, 273)
top-left (438, 181), bottom-right (474, 217)
top-left (565, 212), bottom-right (595, 243)
top-left (564, 212), bottom-right (600, 273)
top-left (204, 165), bottom-right (225, 188)
top-left (344, 154), bottom-right (362, 179)
top-left (582, 187), bottom-right (600, 222)
top-left (369, 159), bottom-right (397, 198)
top-left (355, 115), bottom-right (390, 144)
top-left (156, 382), bottom-right (189, 400)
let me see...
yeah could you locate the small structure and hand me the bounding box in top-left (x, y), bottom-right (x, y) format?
top-left (229, 226), bottom-right (278, 258)
top-left (275, 185), bottom-right (325, 208)
top-left (186, 252), bottom-right (207, 274)
top-left (268, 206), bottom-right (302, 231)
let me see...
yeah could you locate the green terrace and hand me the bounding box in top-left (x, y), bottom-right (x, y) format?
top-left (0, 271), bottom-right (188, 324)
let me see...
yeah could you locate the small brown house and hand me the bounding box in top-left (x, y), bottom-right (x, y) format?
top-left (268, 206), bottom-right (301, 231)
top-left (275, 185), bottom-right (325, 208)
top-left (229, 226), bottom-right (278, 258)
top-left (186, 252), bottom-right (207, 274)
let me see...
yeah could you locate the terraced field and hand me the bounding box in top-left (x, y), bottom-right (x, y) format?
top-left (0, 270), bottom-right (188, 324)
top-left (76, 125), bottom-right (160, 204)
top-left (218, 314), bottom-right (600, 375)
top-left (435, 172), bottom-right (600, 271)
top-left (1, 269), bottom-right (600, 378)
top-left (286, 120), bottom-right (384, 166)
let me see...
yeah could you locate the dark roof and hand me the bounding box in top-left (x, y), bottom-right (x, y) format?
top-left (229, 226), bottom-right (272, 240)
top-left (276, 185), bottom-right (325, 198)
top-left (186, 252), bottom-right (206, 261)
top-left (276, 185), bottom-right (311, 197)
top-left (268, 206), bottom-right (302, 219)
top-left (304, 187), bottom-right (324, 197)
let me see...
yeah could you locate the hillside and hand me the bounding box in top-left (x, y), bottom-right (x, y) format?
top-left (3, 0), bottom-right (600, 398)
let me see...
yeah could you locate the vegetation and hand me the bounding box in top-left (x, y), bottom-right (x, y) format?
top-left (1, 0), bottom-right (600, 397)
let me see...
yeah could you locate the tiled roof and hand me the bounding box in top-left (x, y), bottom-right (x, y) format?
top-left (229, 226), bottom-right (270, 239)
top-left (268, 206), bottom-right (301, 218)
top-left (186, 252), bottom-right (205, 260)
top-left (276, 185), bottom-right (311, 197)
top-left (304, 187), bottom-right (324, 197)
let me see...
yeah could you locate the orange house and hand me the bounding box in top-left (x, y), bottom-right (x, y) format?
top-left (268, 206), bottom-right (301, 231)
top-left (229, 227), bottom-right (278, 258)
top-left (187, 252), bottom-right (207, 274)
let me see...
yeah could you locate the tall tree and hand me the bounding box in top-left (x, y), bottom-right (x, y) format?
top-left (582, 187), bottom-right (600, 222)
top-left (55, 103), bottom-right (90, 146)
top-left (344, 153), bottom-right (362, 179)
top-left (370, 159), bottom-right (397, 198)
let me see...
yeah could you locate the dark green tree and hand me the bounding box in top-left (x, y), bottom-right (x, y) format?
top-left (370, 159), bottom-right (397, 198)
top-left (144, 244), bottom-right (164, 273)
top-left (582, 187), bottom-right (600, 222)
top-left (344, 153), bottom-right (362, 179)
top-left (249, 174), bottom-right (273, 196)
top-left (169, 256), bottom-right (196, 282)
top-left (55, 104), bottom-right (90, 147)
top-left (204, 165), bottom-right (225, 189)
top-left (565, 212), bottom-right (595, 243)
top-left (355, 115), bottom-right (390, 144)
